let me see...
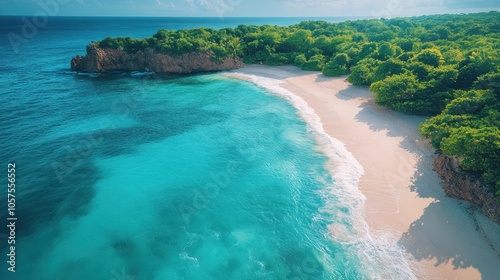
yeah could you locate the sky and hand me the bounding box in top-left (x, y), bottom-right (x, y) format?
top-left (2, 0), bottom-right (499, 17)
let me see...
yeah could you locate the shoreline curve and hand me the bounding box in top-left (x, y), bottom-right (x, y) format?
top-left (226, 64), bottom-right (500, 280)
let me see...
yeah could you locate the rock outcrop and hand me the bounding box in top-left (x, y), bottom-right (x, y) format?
top-left (71, 43), bottom-right (244, 73)
top-left (433, 154), bottom-right (500, 222)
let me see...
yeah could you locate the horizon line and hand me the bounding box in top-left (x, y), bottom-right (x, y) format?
top-left (0, 10), bottom-right (498, 19)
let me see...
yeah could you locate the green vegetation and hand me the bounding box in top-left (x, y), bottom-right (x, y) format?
top-left (98, 12), bottom-right (500, 194)
top-left (420, 78), bottom-right (500, 193)
top-left (98, 27), bottom-right (244, 61)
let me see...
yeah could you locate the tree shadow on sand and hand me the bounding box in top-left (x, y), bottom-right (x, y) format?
top-left (336, 83), bottom-right (500, 278)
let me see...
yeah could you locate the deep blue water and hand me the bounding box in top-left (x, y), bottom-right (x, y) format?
top-left (0, 17), bottom-right (412, 279)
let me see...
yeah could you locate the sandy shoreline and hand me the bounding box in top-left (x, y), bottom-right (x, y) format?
top-left (226, 65), bottom-right (500, 279)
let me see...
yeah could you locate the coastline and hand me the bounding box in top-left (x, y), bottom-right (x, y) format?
top-left (226, 65), bottom-right (500, 279)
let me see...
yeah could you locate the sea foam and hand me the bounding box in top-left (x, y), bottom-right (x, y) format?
top-left (229, 73), bottom-right (417, 279)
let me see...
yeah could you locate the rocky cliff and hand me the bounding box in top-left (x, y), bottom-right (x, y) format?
top-left (433, 154), bottom-right (500, 222)
top-left (71, 43), bottom-right (244, 73)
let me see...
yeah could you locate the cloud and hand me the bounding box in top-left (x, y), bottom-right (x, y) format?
top-left (285, 0), bottom-right (349, 9)
top-left (156, 0), bottom-right (176, 9)
top-left (443, 0), bottom-right (500, 9)
top-left (178, 0), bottom-right (243, 15)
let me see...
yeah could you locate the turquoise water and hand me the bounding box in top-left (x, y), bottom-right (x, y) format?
top-left (0, 17), bottom-right (414, 279)
top-left (1, 74), bottom-right (354, 279)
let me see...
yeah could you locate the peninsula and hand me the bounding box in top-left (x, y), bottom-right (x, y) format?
top-left (71, 43), bottom-right (243, 73)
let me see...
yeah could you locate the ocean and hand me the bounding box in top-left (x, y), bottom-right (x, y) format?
top-left (0, 17), bottom-right (414, 279)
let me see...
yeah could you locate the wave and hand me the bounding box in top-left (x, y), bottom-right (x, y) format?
top-left (130, 71), bottom-right (156, 76)
top-left (229, 73), bottom-right (417, 279)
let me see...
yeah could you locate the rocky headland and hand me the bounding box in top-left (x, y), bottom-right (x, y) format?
top-left (434, 154), bottom-right (500, 222)
top-left (71, 43), bottom-right (244, 73)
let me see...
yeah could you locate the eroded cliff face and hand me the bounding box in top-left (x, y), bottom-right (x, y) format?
top-left (71, 43), bottom-right (244, 73)
top-left (433, 154), bottom-right (500, 222)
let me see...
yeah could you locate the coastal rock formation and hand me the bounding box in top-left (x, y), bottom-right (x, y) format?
top-left (433, 154), bottom-right (500, 222)
top-left (71, 43), bottom-right (244, 73)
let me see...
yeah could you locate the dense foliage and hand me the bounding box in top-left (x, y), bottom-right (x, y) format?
top-left (98, 12), bottom-right (500, 194)
top-left (98, 28), bottom-right (243, 61)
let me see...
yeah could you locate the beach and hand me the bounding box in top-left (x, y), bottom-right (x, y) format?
top-left (227, 65), bottom-right (500, 279)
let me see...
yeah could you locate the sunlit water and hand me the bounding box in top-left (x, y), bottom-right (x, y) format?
top-left (0, 16), bottom-right (414, 279)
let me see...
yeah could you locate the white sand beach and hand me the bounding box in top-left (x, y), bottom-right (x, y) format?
top-left (227, 65), bottom-right (500, 279)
